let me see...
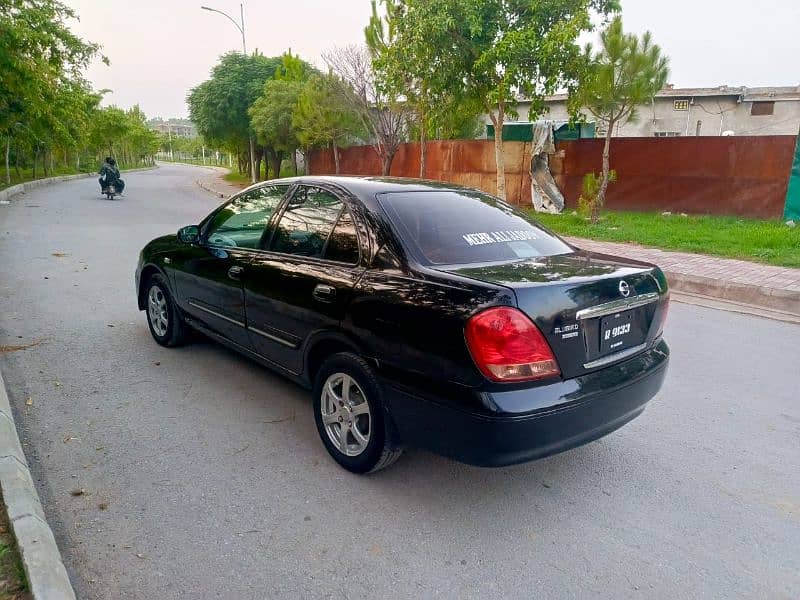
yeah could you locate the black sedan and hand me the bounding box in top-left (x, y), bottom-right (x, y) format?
top-left (135, 177), bottom-right (669, 473)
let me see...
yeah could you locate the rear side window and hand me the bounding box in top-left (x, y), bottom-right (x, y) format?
top-left (378, 191), bottom-right (571, 265)
top-left (324, 210), bottom-right (360, 264)
top-left (271, 186), bottom-right (343, 258)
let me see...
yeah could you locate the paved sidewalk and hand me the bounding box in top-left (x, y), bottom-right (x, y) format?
top-left (195, 166), bottom-right (245, 199)
top-left (567, 236), bottom-right (800, 316)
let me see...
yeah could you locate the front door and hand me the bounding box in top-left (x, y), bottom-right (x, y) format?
top-left (173, 183), bottom-right (290, 347)
top-left (244, 185), bottom-right (366, 374)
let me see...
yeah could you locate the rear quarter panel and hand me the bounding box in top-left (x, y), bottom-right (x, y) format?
top-left (348, 270), bottom-right (512, 393)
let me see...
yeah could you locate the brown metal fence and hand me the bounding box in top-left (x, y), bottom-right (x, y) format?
top-left (310, 135), bottom-right (797, 219)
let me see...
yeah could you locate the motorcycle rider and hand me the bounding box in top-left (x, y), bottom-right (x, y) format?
top-left (98, 157), bottom-right (125, 195)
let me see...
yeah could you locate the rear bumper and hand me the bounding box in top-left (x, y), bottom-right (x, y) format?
top-left (383, 340), bottom-right (669, 467)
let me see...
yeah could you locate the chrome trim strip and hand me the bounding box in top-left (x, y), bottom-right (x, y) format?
top-left (583, 343), bottom-right (648, 370)
top-left (248, 326), bottom-right (297, 348)
top-left (184, 317), bottom-right (300, 377)
top-left (187, 300), bottom-right (245, 328)
top-left (575, 292), bottom-right (660, 320)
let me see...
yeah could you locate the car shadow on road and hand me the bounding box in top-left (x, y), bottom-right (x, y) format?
top-left (173, 331), bottom-right (630, 507)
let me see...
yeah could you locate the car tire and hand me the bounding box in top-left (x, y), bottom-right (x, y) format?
top-left (144, 274), bottom-right (188, 347)
top-left (313, 352), bottom-right (403, 474)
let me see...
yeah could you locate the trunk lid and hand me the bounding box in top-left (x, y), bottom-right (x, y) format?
top-left (439, 250), bottom-right (669, 378)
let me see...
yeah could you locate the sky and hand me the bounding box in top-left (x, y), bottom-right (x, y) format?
top-left (64, 0), bottom-right (800, 119)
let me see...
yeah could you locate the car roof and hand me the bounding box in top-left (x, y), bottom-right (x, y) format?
top-left (254, 175), bottom-right (480, 209)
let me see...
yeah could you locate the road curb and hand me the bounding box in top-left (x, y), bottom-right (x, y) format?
top-left (565, 236), bottom-right (800, 319)
top-left (665, 271), bottom-right (800, 316)
top-left (196, 177), bottom-right (229, 199)
top-left (0, 370), bottom-right (76, 600)
top-left (0, 165), bottom-right (158, 204)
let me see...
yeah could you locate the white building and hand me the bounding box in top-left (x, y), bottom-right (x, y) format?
top-left (498, 85), bottom-right (800, 137)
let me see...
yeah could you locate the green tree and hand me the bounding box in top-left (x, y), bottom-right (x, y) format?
top-left (187, 52), bottom-right (282, 180)
top-left (274, 50), bottom-right (315, 82)
top-left (88, 107), bottom-right (130, 157)
top-left (292, 74), bottom-right (365, 174)
top-left (249, 80), bottom-right (304, 177)
top-left (393, 0), bottom-right (618, 199)
top-left (0, 0), bottom-right (103, 183)
top-left (571, 16), bottom-right (669, 222)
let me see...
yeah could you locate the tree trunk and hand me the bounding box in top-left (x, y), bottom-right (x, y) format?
top-left (266, 148), bottom-right (282, 180)
top-left (32, 148), bottom-right (37, 179)
top-left (593, 123), bottom-right (614, 225)
top-left (303, 148), bottom-right (310, 175)
top-left (381, 149), bottom-right (396, 176)
top-left (4, 137), bottom-right (10, 185)
top-left (291, 149), bottom-right (298, 175)
top-left (248, 135), bottom-right (257, 183)
top-left (15, 143), bottom-right (21, 178)
top-left (491, 100), bottom-right (506, 200)
top-left (332, 142), bottom-right (340, 175)
top-left (254, 146), bottom-right (263, 182)
top-left (419, 106), bottom-right (426, 178)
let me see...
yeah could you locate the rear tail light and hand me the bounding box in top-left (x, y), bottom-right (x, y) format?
top-left (465, 307), bottom-right (560, 382)
top-left (652, 295), bottom-right (670, 339)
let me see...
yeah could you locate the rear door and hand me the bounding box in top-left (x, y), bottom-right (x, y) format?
top-left (243, 184), bottom-right (366, 374)
top-left (173, 183), bottom-right (289, 347)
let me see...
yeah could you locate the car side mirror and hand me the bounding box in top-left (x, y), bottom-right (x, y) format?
top-left (177, 225), bottom-right (200, 244)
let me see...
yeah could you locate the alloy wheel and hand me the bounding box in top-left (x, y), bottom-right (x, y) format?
top-left (320, 372), bottom-right (371, 457)
top-left (147, 285), bottom-right (169, 337)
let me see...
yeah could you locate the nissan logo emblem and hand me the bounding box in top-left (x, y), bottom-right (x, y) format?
top-left (619, 280), bottom-right (631, 298)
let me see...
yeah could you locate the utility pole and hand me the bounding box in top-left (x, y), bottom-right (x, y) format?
top-left (201, 3), bottom-right (256, 183)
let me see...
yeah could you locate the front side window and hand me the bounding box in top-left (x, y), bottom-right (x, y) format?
top-left (378, 190), bottom-right (572, 266)
top-left (270, 186), bottom-right (344, 258)
top-left (205, 184), bottom-right (288, 249)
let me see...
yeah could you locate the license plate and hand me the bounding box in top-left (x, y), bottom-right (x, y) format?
top-left (599, 310), bottom-right (641, 356)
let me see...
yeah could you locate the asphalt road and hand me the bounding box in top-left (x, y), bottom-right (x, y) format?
top-left (0, 164), bottom-right (798, 599)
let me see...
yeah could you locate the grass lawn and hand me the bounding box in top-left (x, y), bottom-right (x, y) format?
top-left (529, 209), bottom-right (800, 268)
top-left (0, 498), bottom-right (28, 600)
top-left (222, 171), bottom-right (251, 186)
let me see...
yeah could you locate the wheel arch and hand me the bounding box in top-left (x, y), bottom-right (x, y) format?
top-left (138, 264), bottom-right (167, 310)
top-left (303, 331), bottom-right (372, 387)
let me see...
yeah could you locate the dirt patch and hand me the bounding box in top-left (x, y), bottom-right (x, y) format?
top-left (0, 339), bottom-right (46, 354)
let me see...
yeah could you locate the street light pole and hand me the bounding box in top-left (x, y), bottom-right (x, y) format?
top-left (201, 3), bottom-right (257, 183)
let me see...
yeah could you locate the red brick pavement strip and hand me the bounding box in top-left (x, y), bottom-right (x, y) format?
top-left (566, 236), bottom-right (800, 315)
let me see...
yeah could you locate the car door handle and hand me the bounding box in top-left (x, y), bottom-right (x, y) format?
top-left (312, 284), bottom-right (336, 302)
top-left (228, 265), bottom-right (244, 281)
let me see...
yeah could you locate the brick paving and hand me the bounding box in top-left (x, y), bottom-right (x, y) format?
top-left (566, 236), bottom-right (800, 295)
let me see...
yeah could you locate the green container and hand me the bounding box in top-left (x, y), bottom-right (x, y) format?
top-left (554, 122), bottom-right (596, 141)
top-left (485, 122), bottom-right (595, 142)
top-left (784, 133), bottom-right (800, 221)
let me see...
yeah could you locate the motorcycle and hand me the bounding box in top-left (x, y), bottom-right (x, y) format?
top-left (103, 182), bottom-right (122, 200)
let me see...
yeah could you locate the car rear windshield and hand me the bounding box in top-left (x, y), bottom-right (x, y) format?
top-left (378, 190), bottom-right (572, 265)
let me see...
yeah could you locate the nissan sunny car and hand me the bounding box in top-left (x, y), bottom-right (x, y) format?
top-left (135, 177), bottom-right (669, 473)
